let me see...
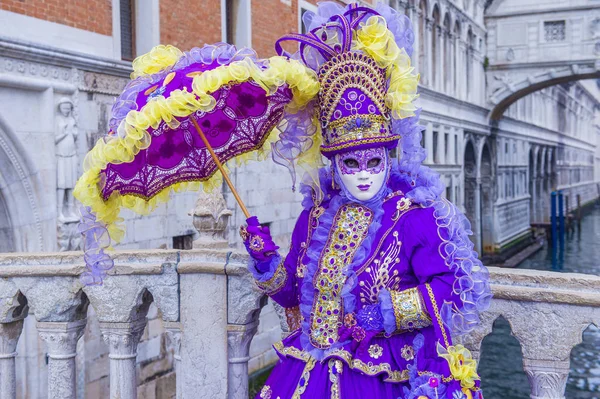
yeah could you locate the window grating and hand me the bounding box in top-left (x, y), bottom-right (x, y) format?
top-left (544, 20), bottom-right (566, 42)
top-left (120, 0), bottom-right (135, 60)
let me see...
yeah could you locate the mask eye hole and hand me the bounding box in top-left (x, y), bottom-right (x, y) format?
top-left (367, 158), bottom-right (381, 168)
top-left (343, 159), bottom-right (359, 169)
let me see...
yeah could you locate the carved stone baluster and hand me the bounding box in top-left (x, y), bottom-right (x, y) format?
top-left (0, 320), bottom-right (24, 399)
top-left (227, 320), bottom-right (259, 399)
top-left (99, 319), bottom-right (147, 399)
top-left (523, 359), bottom-right (570, 399)
top-left (37, 319), bottom-right (86, 399)
top-left (164, 322), bottom-right (182, 399)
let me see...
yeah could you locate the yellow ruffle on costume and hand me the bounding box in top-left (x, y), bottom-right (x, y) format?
top-left (354, 15), bottom-right (420, 119)
top-left (74, 45), bottom-right (320, 242)
top-left (437, 343), bottom-right (481, 389)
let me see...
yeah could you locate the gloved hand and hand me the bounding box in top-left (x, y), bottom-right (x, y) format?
top-left (239, 216), bottom-right (279, 263)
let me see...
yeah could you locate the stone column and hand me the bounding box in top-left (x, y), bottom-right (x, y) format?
top-left (164, 322), bottom-right (182, 399)
top-left (0, 320), bottom-right (24, 399)
top-left (523, 359), bottom-right (570, 399)
top-left (37, 319), bottom-right (86, 399)
top-left (425, 19), bottom-right (433, 88)
top-left (99, 319), bottom-right (147, 399)
top-left (179, 271), bottom-right (228, 398)
top-left (425, 122), bottom-right (434, 164)
top-left (227, 321), bottom-right (259, 399)
top-left (474, 177), bottom-right (482, 254)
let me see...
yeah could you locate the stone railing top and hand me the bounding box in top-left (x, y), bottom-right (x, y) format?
top-left (488, 267), bottom-right (600, 307)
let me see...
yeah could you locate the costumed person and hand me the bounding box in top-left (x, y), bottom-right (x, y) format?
top-left (239, 3), bottom-right (492, 398)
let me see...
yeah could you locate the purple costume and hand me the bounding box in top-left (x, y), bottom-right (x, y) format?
top-left (240, 3), bottom-right (492, 398)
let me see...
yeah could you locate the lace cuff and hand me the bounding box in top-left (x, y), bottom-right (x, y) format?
top-left (389, 287), bottom-right (432, 331)
top-left (252, 256), bottom-right (288, 296)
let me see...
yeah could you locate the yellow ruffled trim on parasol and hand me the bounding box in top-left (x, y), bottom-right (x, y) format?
top-left (354, 16), bottom-right (420, 119)
top-left (74, 46), bottom-right (320, 242)
top-left (131, 45), bottom-right (183, 79)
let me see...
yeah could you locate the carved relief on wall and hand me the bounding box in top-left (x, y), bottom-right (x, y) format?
top-left (55, 97), bottom-right (81, 251)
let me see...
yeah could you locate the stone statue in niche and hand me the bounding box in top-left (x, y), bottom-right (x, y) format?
top-left (55, 97), bottom-right (79, 222)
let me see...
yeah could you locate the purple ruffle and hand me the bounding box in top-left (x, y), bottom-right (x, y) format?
top-left (378, 289), bottom-right (396, 335)
top-left (78, 206), bottom-right (114, 286)
top-left (432, 200), bottom-right (492, 335)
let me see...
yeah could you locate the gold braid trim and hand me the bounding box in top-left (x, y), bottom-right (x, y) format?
top-left (390, 287), bottom-right (432, 331)
top-left (255, 259), bottom-right (287, 296)
top-left (273, 342), bottom-right (409, 383)
top-left (425, 283), bottom-right (451, 348)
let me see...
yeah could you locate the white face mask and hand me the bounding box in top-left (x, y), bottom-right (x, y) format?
top-left (335, 147), bottom-right (388, 202)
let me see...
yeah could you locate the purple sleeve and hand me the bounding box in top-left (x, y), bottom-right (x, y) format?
top-left (405, 206), bottom-right (460, 346)
top-left (249, 209), bottom-right (310, 308)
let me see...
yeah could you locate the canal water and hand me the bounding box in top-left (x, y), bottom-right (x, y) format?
top-left (479, 205), bottom-right (600, 398)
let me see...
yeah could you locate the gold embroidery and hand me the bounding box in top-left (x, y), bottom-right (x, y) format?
top-left (359, 231), bottom-right (402, 304)
top-left (328, 359), bottom-right (342, 399)
top-left (425, 283), bottom-right (451, 348)
top-left (260, 385), bottom-right (272, 399)
top-left (368, 344), bottom-right (383, 359)
top-left (357, 197), bottom-right (420, 275)
top-left (256, 259), bottom-right (287, 296)
top-left (390, 287), bottom-right (432, 331)
top-left (400, 344), bottom-right (415, 361)
top-left (310, 204), bottom-right (373, 349)
top-left (273, 341), bottom-right (409, 383)
top-left (285, 306), bottom-right (303, 331)
top-left (291, 357), bottom-right (316, 399)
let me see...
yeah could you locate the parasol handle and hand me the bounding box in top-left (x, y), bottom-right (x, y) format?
top-left (191, 118), bottom-right (251, 219)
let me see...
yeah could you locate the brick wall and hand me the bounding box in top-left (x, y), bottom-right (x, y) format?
top-left (0, 0), bottom-right (112, 36)
top-left (160, 0), bottom-right (222, 50)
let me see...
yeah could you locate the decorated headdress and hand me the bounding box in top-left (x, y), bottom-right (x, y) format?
top-left (272, 2), bottom-right (419, 166)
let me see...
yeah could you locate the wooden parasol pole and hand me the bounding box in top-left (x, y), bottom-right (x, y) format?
top-left (191, 118), bottom-right (250, 219)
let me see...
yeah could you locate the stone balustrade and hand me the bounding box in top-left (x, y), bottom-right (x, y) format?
top-left (0, 247), bottom-right (599, 399)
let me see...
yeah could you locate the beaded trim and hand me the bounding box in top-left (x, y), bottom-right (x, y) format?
top-left (291, 357), bottom-right (316, 399)
top-left (255, 259), bottom-right (287, 296)
top-left (309, 204), bottom-right (374, 349)
top-left (320, 135), bottom-right (399, 155)
top-left (317, 52), bottom-right (387, 128)
top-left (328, 359), bottom-right (342, 399)
top-left (390, 287), bottom-right (432, 331)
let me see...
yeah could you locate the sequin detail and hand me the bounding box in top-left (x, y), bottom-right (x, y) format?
top-left (260, 385), bottom-right (272, 399)
top-left (390, 287), bottom-right (432, 331)
top-left (401, 344), bottom-right (415, 361)
top-left (368, 344), bottom-right (383, 359)
top-left (309, 204), bottom-right (374, 349)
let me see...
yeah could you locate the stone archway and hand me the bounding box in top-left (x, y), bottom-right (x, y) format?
top-left (0, 113), bottom-right (44, 252)
top-left (464, 138), bottom-right (480, 252)
top-left (480, 143), bottom-right (494, 254)
top-left (0, 189), bottom-right (14, 252)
